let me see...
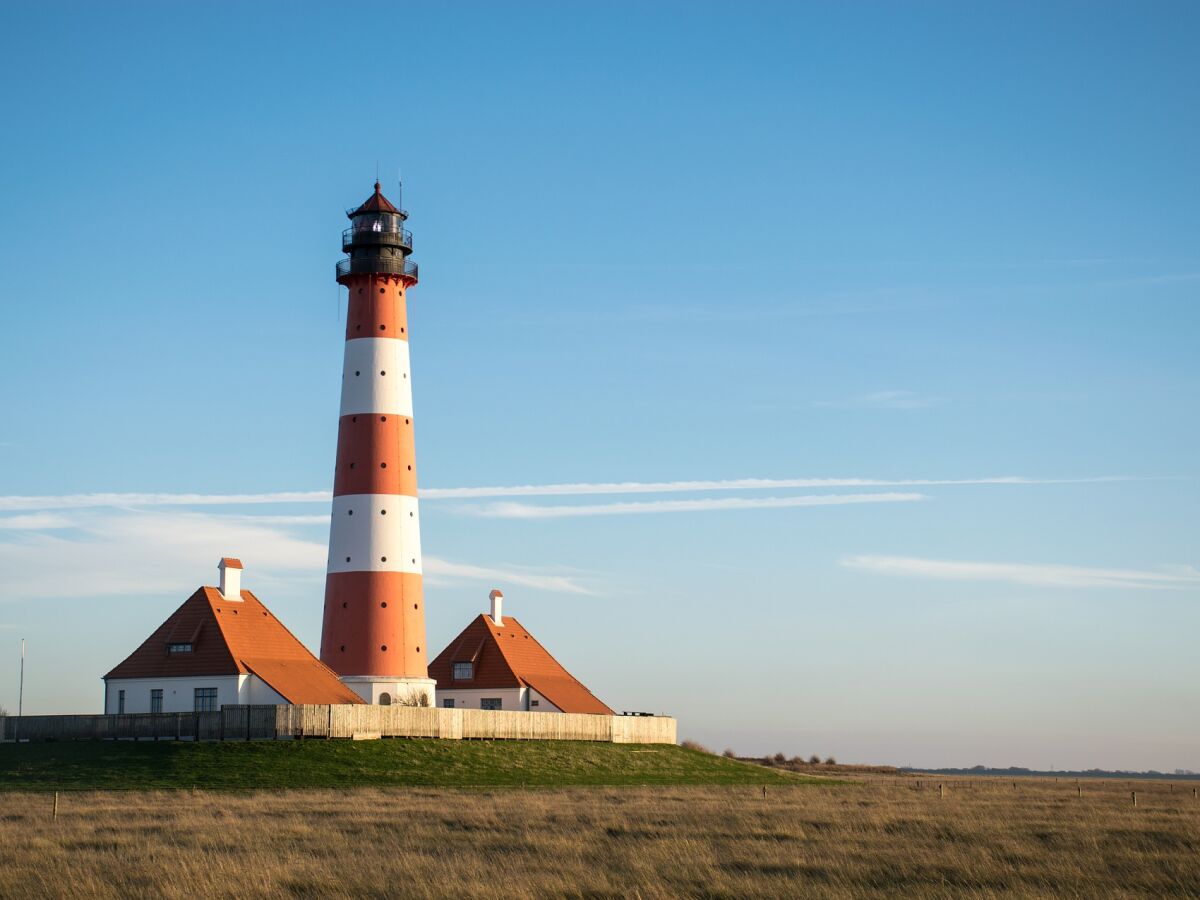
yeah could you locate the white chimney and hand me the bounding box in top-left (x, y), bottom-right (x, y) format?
top-left (489, 588), bottom-right (504, 626)
top-left (218, 557), bottom-right (243, 601)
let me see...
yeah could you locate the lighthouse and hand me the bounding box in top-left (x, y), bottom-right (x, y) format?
top-left (319, 182), bottom-right (435, 706)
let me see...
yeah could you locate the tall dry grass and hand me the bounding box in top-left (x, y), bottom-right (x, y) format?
top-left (1, 776), bottom-right (1197, 897)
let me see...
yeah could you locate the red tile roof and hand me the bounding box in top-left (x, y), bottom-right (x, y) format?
top-left (349, 181), bottom-right (401, 217)
top-left (220, 557), bottom-right (243, 569)
top-left (429, 614), bottom-right (613, 715)
top-left (105, 587), bottom-right (363, 705)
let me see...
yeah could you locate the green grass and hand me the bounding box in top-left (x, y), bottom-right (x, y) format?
top-left (0, 739), bottom-right (833, 791)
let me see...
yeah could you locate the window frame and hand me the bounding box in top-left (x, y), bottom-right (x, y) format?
top-left (150, 689), bottom-right (163, 714)
top-left (480, 698), bottom-right (502, 711)
top-left (193, 687), bottom-right (218, 712)
top-left (117, 689), bottom-right (125, 714)
top-left (452, 661), bottom-right (474, 681)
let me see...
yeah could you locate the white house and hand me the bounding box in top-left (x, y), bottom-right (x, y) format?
top-left (428, 590), bottom-right (612, 714)
top-left (103, 558), bottom-right (362, 714)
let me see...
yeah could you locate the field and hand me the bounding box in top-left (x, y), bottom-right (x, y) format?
top-left (1, 765), bottom-right (1197, 897)
top-left (0, 740), bottom-right (807, 790)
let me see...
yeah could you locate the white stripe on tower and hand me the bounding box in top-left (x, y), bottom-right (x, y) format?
top-left (339, 338), bottom-right (414, 417)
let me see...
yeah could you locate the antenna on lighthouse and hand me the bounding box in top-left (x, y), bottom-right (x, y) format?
top-left (397, 167), bottom-right (403, 211)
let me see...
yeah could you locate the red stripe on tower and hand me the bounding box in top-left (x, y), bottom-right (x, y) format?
top-left (319, 182), bottom-right (434, 706)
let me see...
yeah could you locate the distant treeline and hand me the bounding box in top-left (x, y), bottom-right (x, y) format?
top-left (902, 765), bottom-right (1200, 780)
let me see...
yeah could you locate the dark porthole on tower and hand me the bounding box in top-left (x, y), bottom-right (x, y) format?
top-left (380, 602), bottom-right (387, 608)
top-left (381, 645), bottom-right (387, 651)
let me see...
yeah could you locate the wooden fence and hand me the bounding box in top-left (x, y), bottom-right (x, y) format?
top-left (0, 708), bottom-right (676, 745)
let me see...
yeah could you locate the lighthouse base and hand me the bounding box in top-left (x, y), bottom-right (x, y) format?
top-left (340, 676), bottom-right (437, 707)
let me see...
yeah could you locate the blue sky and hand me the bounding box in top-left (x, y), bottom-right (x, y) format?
top-left (0, 1), bottom-right (1196, 769)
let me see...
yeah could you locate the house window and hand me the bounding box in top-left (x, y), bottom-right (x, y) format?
top-left (452, 662), bottom-right (473, 680)
top-left (531, 700), bottom-right (540, 707)
top-left (480, 698), bottom-right (502, 711)
top-left (442, 699), bottom-right (454, 708)
top-left (194, 687), bottom-right (218, 712)
top-left (117, 689), bottom-right (125, 714)
top-left (150, 689), bottom-right (163, 713)
top-left (379, 692), bottom-right (392, 706)
top-left (168, 643), bottom-right (192, 654)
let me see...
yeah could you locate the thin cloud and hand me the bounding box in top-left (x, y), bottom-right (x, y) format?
top-left (841, 555), bottom-right (1200, 590)
top-left (0, 513), bottom-right (75, 530)
top-left (472, 492), bottom-right (925, 519)
top-left (0, 509), bottom-right (590, 599)
top-left (812, 390), bottom-right (945, 410)
top-left (424, 559), bottom-right (594, 595)
top-left (0, 491), bottom-right (330, 512)
top-left (423, 475), bottom-right (1127, 499)
top-left (0, 475), bottom-right (1134, 511)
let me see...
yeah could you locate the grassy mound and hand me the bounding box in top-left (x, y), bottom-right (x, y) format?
top-left (0, 739), bottom-right (833, 791)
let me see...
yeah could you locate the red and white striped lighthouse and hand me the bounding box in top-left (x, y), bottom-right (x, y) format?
top-left (319, 182), bottom-right (434, 706)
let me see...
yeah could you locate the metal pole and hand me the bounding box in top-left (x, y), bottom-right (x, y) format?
top-left (18, 638), bottom-right (24, 718)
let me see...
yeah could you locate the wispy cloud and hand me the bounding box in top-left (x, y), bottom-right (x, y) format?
top-left (812, 390), bottom-right (945, 410)
top-left (423, 475), bottom-right (1127, 500)
top-left (0, 475), bottom-right (1132, 511)
top-left (0, 491), bottom-right (330, 512)
top-left (424, 559), bottom-right (594, 595)
top-left (841, 555), bottom-right (1200, 590)
top-left (473, 492), bottom-right (925, 519)
top-left (0, 513), bottom-right (75, 530)
top-left (0, 509), bottom-right (590, 599)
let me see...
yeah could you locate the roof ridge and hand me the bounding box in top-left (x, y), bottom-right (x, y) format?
top-left (104, 587), bottom-right (240, 680)
top-left (478, 613), bottom-right (525, 686)
top-left (237, 590), bottom-right (351, 683)
top-left (511, 621), bottom-right (612, 713)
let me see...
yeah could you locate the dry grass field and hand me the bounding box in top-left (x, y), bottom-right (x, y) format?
top-left (2, 775), bottom-right (1197, 898)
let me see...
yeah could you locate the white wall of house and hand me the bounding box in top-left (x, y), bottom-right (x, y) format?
top-left (435, 685), bottom-right (562, 712)
top-left (526, 686), bottom-right (562, 714)
top-left (102, 674), bottom-right (284, 714)
top-left (244, 676), bottom-right (287, 706)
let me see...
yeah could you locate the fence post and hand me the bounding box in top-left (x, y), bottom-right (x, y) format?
top-left (1131, 791), bottom-right (1137, 807)
top-left (52, 792), bottom-right (58, 820)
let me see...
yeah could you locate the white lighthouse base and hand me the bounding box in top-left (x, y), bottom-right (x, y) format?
top-left (340, 675), bottom-right (437, 707)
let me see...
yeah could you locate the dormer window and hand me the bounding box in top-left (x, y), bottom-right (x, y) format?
top-left (452, 662), bottom-right (473, 681)
top-left (168, 643), bottom-right (193, 654)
